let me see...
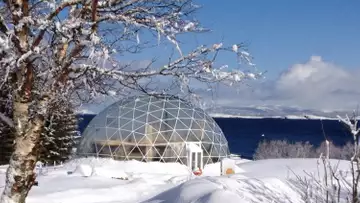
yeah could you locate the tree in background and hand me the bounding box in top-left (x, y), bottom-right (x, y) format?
top-left (0, 83), bottom-right (13, 165)
top-left (0, 97), bottom-right (79, 165)
top-left (0, 0), bottom-right (260, 202)
top-left (38, 100), bottom-right (80, 164)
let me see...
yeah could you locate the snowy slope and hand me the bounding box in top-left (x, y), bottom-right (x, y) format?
top-left (207, 105), bottom-right (351, 119)
top-left (0, 158), bottom-right (353, 203)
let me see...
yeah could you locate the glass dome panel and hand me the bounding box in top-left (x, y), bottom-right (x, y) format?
top-left (77, 95), bottom-right (229, 165)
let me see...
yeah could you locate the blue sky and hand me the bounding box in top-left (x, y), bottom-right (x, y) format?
top-left (194, 0), bottom-right (360, 79)
top-left (82, 1), bottom-right (360, 113)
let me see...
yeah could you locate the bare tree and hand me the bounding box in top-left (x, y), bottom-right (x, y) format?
top-left (337, 112), bottom-right (360, 203)
top-left (289, 112), bottom-right (360, 203)
top-left (0, 0), bottom-right (260, 202)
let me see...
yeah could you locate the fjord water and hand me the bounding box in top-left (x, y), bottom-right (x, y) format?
top-left (78, 115), bottom-right (353, 160)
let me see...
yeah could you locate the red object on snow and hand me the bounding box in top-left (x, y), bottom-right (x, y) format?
top-left (193, 168), bottom-right (202, 176)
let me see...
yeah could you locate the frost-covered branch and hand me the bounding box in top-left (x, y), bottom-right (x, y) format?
top-left (0, 13), bottom-right (8, 34)
top-left (0, 112), bottom-right (13, 128)
top-left (337, 114), bottom-right (360, 138)
top-left (0, 1), bottom-right (261, 202)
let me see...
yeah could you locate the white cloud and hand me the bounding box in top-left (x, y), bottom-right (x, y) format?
top-left (274, 56), bottom-right (360, 110)
top-left (78, 56), bottom-right (360, 114)
top-left (210, 56), bottom-right (360, 111)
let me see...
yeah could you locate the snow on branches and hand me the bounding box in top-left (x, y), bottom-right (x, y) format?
top-left (337, 112), bottom-right (360, 161)
top-left (0, 0), bottom-right (260, 109)
top-left (0, 1), bottom-right (261, 202)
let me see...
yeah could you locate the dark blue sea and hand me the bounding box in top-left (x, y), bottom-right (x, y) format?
top-left (77, 114), bottom-right (353, 160)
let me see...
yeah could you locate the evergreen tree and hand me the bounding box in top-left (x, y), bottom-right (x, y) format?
top-left (0, 95), bottom-right (79, 165)
top-left (39, 101), bottom-right (80, 164)
top-left (0, 85), bottom-right (13, 165)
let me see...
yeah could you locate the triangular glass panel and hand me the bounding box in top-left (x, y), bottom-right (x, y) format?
top-left (142, 146), bottom-right (156, 159)
top-left (120, 120), bottom-right (133, 131)
top-left (178, 157), bottom-right (187, 165)
top-left (167, 143), bottom-right (180, 157)
top-left (133, 109), bottom-right (145, 118)
top-left (201, 143), bottom-right (211, 156)
top-left (204, 121), bottom-right (214, 131)
top-left (208, 144), bottom-right (214, 156)
top-left (120, 108), bottom-right (135, 119)
top-left (188, 129), bottom-right (201, 142)
top-left (173, 143), bottom-right (186, 157)
top-left (202, 131), bottom-right (213, 143)
top-left (213, 132), bottom-right (221, 143)
top-left (174, 120), bottom-right (188, 130)
top-left (106, 117), bottom-right (115, 127)
top-left (137, 134), bottom-right (153, 146)
top-left (179, 119), bottom-right (192, 129)
top-left (106, 128), bottom-right (119, 140)
top-left (204, 156), bottom-right (212, 165)
top-left (119, 117), bottom-right (132, 126)
top-left (128, 145), bottom-right (144, 158)
top-left (160, 121), bottom-right (174, 133)
top-left (189, 120), bottom-right (200, 130)
top-left (154, 132), bottom-right (167, 144)
top-left (161, 145), bottom-right (172, 158)
top-left (221, 135), bottom-right (228, 145)
top-left (147, 113), bottom-right (161, 123)
top-left (112, 145), bottom-right (126, 159)
top-left (147, 121), bottom-right (160, 132)
top-left (133, 132), bottom-right (145, 143)
top-left (219, 145), bottom-right (228, 156)
top-left (122, 144), bottom-right (133, 155)
top-left (119, 128), bottom-right (131, 140)
top-left (122, 100), bottom-right (137, 108)
top-left (106, 106), bottom-right (119, 117)
top-left (194, 111), bottom-right (205, 120)
top-left (176, 130), bottom-right (188, 142)
top-left (180, 108), bottom-right (193, 119)
top-left (169, 131), bottom-right (184, 142)
top-left (163, 108), bottom-right (178, 118)
top-left (153, 146), bottom-right (165, 161)
top-left (149, 103), bottom-right (163, 111)
top-left (97, 145), bottom-right (111, 157)
top-left (122, 132), bottom-right (135, 143)
top-left (176, 109), bottom-right (187, 119)
top-left (163, 117), bottom-right (176, 126)
top-left (211, 145), bottom-right (220, 157)
top-left (132, 120), bottom-right (144, 131)
top-left (136, 103), bottom-right (149, 112)
top-left (109, 120), bottom-right (119, 129)
top-left (134, 100), bottom-right (148, 108)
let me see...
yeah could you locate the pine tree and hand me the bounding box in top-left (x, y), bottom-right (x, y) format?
top-left (0, 95), bottom-right (79, 165)
top-left (0, 85), bottom-right (13, 165)
top-left (38, 101), bottom-right (80, 164)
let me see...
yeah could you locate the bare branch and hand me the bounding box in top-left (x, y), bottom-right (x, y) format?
top-left (0, 112), bottom-right (13, 128)
top-left (0, 13), bottom-right (8, 34)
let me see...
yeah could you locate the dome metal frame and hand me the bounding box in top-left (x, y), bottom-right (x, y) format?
top-left (77, 95), bottom-right (229, 166)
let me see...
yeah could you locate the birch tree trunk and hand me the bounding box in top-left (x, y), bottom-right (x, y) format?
top-left (0, 100), bottom-right (46, 203)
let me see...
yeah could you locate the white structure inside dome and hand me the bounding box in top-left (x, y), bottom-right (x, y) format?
top-left (76, 95), bottom-right (229, 169)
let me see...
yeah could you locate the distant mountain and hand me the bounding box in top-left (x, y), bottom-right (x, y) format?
top-left (76, 104), bottom-right (354, 120)
top-left (206, 105), bottom-right (352, 120)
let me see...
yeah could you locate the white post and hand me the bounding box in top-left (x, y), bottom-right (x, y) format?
top-left (194, 152), bottom-right (198, 170)
top-left (188, 150), bottom-right (192, 170)
top-left (200, 151), bottom-right (203, 170)
top-left (220, 158), bottom-right (223, 176)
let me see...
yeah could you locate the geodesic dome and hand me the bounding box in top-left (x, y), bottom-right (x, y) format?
top-left (77, 95), bottom-right (229, 166)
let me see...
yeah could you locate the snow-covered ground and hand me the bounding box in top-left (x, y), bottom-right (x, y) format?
top-left (0, 158), bottom-right (353, 203)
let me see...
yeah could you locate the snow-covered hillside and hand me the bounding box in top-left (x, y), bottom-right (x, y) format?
top-left (0, 158), bottom-right (353, 203)
top-left (207, 105), bottom-right (352, 119)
